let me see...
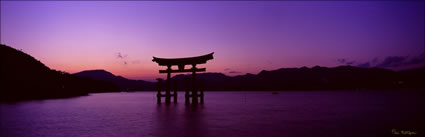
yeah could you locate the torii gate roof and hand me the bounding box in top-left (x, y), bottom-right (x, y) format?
top-left (152, 52), bottom-right (214, 66)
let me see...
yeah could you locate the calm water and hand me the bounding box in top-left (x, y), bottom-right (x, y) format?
top-left (1, 91), bottom-right (424, 137)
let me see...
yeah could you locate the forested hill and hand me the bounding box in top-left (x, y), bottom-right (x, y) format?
top-left (0, 44), bottom-right (119, 102)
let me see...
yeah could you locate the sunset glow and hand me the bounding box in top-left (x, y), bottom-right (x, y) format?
top-left (1, 1), bottom-right (424, 80)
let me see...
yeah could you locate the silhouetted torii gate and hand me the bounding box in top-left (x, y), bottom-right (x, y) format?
top-left (152, 52), bottom-right (214, 104)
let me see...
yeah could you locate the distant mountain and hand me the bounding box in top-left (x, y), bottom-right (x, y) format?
top-left (396, 67), bottom-right (425, 88)
top-left (170, 66), bottom-right (424, 91)
top-left (74, 70), bottom-right (124, 81)
top-left (74, 70), bottom-right (155, 91)
top-left (73, 65), bottom-right (424, 92)
top-left (0, 44), bottom-right (119, 102)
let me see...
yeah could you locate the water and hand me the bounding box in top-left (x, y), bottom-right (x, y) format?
top-left (1, 91), bottom-right (424, 137)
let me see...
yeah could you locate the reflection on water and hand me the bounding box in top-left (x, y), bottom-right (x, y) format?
top-left (183, 105), bottom-right (208, 137)
top-left (154, 104), bottom-right (207, 137)
top-left (0, 91), bottom-right (424, 137)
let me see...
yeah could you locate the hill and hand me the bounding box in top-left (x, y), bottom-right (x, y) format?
top-left (0, 44), bottom-right (119, 102)
top-left (74, 70), bottom-right (155, 91)
top-left (74, 66), bottom-right (425, 91)
top-left (171, 66), bottom-right (424, 91)
top-left (77, 65), bottom-right (423, 91)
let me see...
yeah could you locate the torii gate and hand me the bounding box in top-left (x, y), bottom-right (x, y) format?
top-left (152, 52), bottom-right (214, 104)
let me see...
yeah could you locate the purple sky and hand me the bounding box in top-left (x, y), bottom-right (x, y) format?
top-left (1, 1), bottom-right (424, 80)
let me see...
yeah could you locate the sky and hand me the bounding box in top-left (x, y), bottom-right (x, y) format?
top-left (1, 1), bottom-right (424, 81)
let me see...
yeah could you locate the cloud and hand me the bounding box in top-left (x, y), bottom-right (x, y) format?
top-left (372, 57), bottom-right (379, 64)
top-left (404, 52), bottom-right (425, 66)
top-left (357, 62), bottom-right (370, 68)
top-left (267, 60), bottom-right (273, 65)
top-left (337, 58), bottom-right (355, 65)
top-left (346, 61), bottom-right (355, 65)
top-left (228, 71), bottom-right (241, 74)
top-left (116, 52), bottom-right (128, 59)
top-left (339, 53), bottom-right (424, 69)
top-left (374, 54), bottom-right (424, 68)
top-left (115, 52), bottom-right (130, 65)
top-left (376, 56), bottom-right (407, 68)
top-left (224, 68), bottom-right (242, 74)
top-left (337, 59), bottom-right (346, 64)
